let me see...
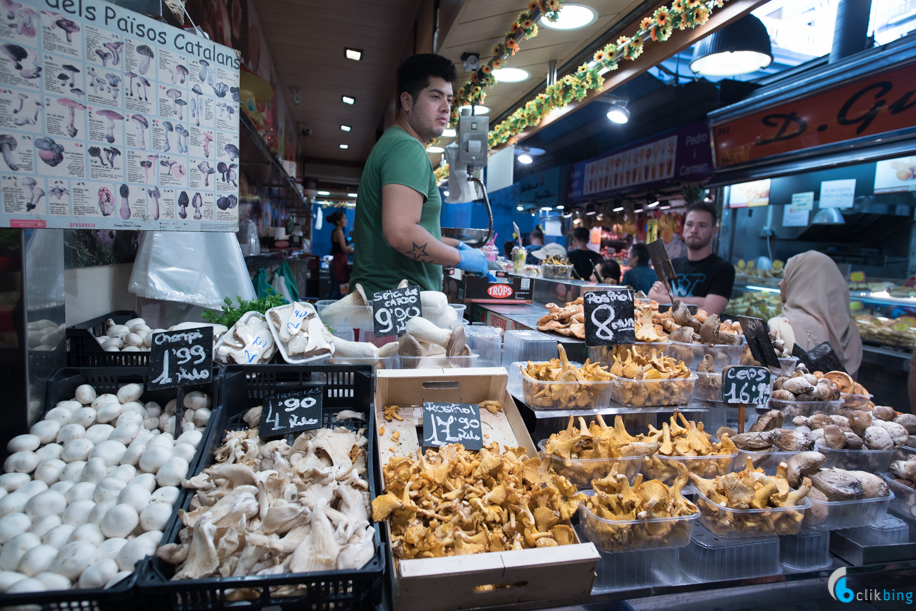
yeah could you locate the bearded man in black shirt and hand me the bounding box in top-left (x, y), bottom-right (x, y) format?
top-left (648, 202), bottom-right (734, 315)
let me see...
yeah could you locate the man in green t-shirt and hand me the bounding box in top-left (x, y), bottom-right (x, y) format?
top-left (350, 54), bottom-right (489, 296)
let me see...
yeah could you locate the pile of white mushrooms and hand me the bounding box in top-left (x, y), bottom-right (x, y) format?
top-left (92, 318), bottom-right (228, 354)
top-left (0, 383), bottom-right (212, 594)
top-left (157, 407), bottom-right (374, 596)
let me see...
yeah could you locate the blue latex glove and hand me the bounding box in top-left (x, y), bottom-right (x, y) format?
top-left (456, 240), bottom-right (471, 251)
top-left (457, 248), bottom-right (489, 276)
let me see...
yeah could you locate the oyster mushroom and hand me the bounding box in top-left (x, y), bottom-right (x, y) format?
top-left (224, 143), bottom-right (239, 162)
top-left (35, 137), bottom-right (64, 167)
top-left (135, 76), bottom-right (149, 101)
top-left (125, 71), bottom-right (136, 96)
top-left (1, 44), bottom-right (27, 70)
top-left (147, 187), bottom-right (160, 220)
top-left (96, 109), bottom-right (123, 143)
top-left (198, 59), bottom-right (208, 82)
top-left (136, 45), bottom-right (153, 74)
top-left (95, 48), bottom-right (112, 66)
top-left (0, 135), bottom-right (18, 171)
top-left (54, 18), bottom-right (79, 42)
top-left (177, 191), bottom-right (189, 219)
top-left (103, 42), bottom-right (122, 66)
top-left (213, 82), bottom-right (228, 98)
top-left (97, 186), bottom-right (114, 216)
top-left (197, 161), bottom-right (215, 187)
top-left (175, 124), bottom-right (188, 153)
top-left (175, 99), bottom-right (187, 121)
top-left (191, 193), bottom-right (202, 220)
top-left (202, 132), bottom-right (213, 157)
top-left (58, 98), bottom-right (85, 138)
top-left (130, 114), bottom-right (148, 149)
top-left (166, 89), bottom-right (181, 114)
top-left (62, 64), bottom-right (79, 88)
top-left (118, 184), bottom-right (130, 219)
top-left (104, 146), bottom-right (120, 168)
top-left (88, 146), bottom-right (105, 167)
top-left (161, 121), bottom-right (173, 152)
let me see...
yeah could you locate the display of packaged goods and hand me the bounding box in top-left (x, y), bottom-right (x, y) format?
top-left (854, 314), bottom-right (916, 348)
top-left (542, 263), bottom-right (573, 279)
top-left (842, 514), bottom-right (910, 547)
top-left (804, 492), bottom-right (894, 530)
top-left (779, 529), bottom-right (831, 571)
top-left (820, 447), bottom-right (895, 472)
top-left (538, 438), bottom-right (643, 488)
top-left (610, 375), bottom-right (697, 408)
top-left (520, 345), bottom-right (613, 410)
top-left (680, 522), bottom-right (781, 581)
top-left (882, 474), bottom-right (916, 520)
top-left (635, 412), bottom-right (738, 485)
top-left (666, 341), bottom-right (744, 371)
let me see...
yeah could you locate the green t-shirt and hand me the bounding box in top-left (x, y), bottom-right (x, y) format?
top-left (350, 126), bottom-right (442, 296)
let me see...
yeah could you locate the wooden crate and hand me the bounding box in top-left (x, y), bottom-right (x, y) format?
top-left (375, 367), bottom-right (599, 611)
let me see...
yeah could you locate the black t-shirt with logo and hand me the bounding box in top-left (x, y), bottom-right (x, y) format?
top-left (671, 254), bottom-right (735, 298)
top-left (567, 249), bottom-right (603, 280)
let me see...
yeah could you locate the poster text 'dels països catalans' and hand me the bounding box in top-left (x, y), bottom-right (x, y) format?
top-left (0, 0), bottom-right (240, 230)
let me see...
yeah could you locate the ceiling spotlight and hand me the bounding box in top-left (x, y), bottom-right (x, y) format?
top-left (648, 200), bottom-right (659, 208)
top-left (541, 207), bottom-right (552, 211)
top-left (518, 152), bottom-right (533, 164)
top-left (443, 191), bottom-right (449, 197)
top-left (341, 95), bottom-right (355, 105)
top-left (442, 128), bottom-right (456, 137)
top-left (492, 67), bottom-right (529, 82)
top-left (340, 125), bottom-right (351, 132)
top-left (317, 190), bottom-right (330, 196)
top-left (458, 104), bottom-right (490, 115)
top-left (427, 146), bottom-right (445, 153)
top-left (613, 206), bottom-right (624, 212)
top-left (348, 192), bottom-right (358, 198)
top-left (690, 15), bottom-right (773, 76)
top-left (339, 144), bottom-right (349, 149)
top-left (586, 211), bottom-right (596, 216)
top-left (517, 205), bottom-right (524, 211)
top-left (344, 48), bottom-right (363, 61)
top-left (556, 205), bottom-right (564, 209)
top-left (540, 3), bottom-right (598, 30)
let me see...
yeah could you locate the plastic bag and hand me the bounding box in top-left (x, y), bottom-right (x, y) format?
top-left (254, 268), bottom-right (273, 298)
top-left (128, 231), bottom-right (256, 309)
top-left (444, 142), bottom-right (482, 203)
top-left (271, 270), bottom-right (293, 304)
top-left (277, 261), bottom-right (299, 302)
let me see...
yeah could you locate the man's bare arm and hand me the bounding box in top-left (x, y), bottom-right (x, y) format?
top-left (702, 294), bottom-right (729, 316)
top-left (382, 184), bottom-right (460, 266)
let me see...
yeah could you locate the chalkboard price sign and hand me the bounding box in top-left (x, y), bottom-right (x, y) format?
top-left (737, 316), bottom-right (780, 369)
top-left (422, 402), bottom-right (483, 451)
top-left (583, 289), bottom-right (635, 346)
top-left (259, 387), bottom-right (324, 439)
top-left (148, 327), bottom-right (213, 391)
top-left (721, 366), bottom-right (772, 405)
top-left (373, 286), bottom-right (421, 337)
top-left (800, 342), bottom-right (847, 374)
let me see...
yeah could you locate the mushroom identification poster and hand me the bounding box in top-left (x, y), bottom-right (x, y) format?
top-left (0, 0), bottom-right (240, 231)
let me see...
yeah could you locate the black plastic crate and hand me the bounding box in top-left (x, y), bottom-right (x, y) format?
top-left (67, 310), bottom-right (151, 367)
top-left (140, 364), bottom-right (385, 611)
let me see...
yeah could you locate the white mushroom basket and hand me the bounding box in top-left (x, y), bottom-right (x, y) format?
top-left (214, 312), bottom-right (277, 365)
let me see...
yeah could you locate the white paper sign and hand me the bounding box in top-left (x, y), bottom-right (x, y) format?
top-left (783, 192), bottom-right (812, 227)
top-left (819, 179), bottom-right (856, 209)
top-left (0, 0), bottom-right (241, 231)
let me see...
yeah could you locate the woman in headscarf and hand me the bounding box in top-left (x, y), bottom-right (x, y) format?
top-left (768, 251), bottom-right (863, 377)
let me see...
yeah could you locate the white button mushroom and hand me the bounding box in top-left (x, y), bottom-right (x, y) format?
top-left (158, 414), bottom-right (176, 435)
top-left (107, 326), bottom-right (130, 340)
top-left (16, 481), bottom-right (48, 500)
top-left (49, 480), bottom-right (74, 496)
top-left (61, 500), bottom-right (95, 526)
top-left (147, 434), bottom-right (174, 449)
top-left (49, 540), bottom-right (98, 581)
top-left (183, 391), bottom-right (211, 410)
top-left (124, 318), bottom-right (146, 329)
top-left (0, 493), bottom-right (30, 517)
top-left (41, 524), bottom-right (75, 549)
top-left (138, 501), bottom-right (172, 532)
top-left (115, 535), bottom-right (155, 571)
top-left (170, 443), bottom-right (196, 464)
top-left (56, 424), bottom-right (86, 445)
top-left (28, 515), bottom-right (61, 538)
top-left (6, 435), bottom-right (40, 454)
top-left (84, 424), bottom-right (115, 445)
top-left (129, 473), bottom-right (156, 493)
top-left (0, 570), bottom-right (27, 592)
top-left (33, 459), bottom-right (66, 485)
top-left (88, 440), bottom-right (126, 467)
top-left (163, 399), bottom-right (177, 416)
top-left (144, 402), bottom-right (162, 419)
top-left (43, 407), bottom-right (74, 426)
top-left (4, 451), bottom-right (40, 474)
top-left (105, 570), bottom-right (132, 589)
top-left (79, 458), bottom-right (109, 484)
top-left (192, 408), bottom-right (211, 428)
top-left (86, 500), bottom-right (117, 527)
top-left (150, 486), bottom-right (179, 505)
top-left (34, 443), bottom-right (64, 463)
top-left (155, 457), bottom-right (189, 487)
top-left (96, 538), bottom-right (126, 561)
top-left (108, 465), bottom-right (137, 484)
top-left (78, 558), bottom-right (118, 590)
top-left (116, 384), bottom-right (144, 404)
top-left (92, 478), bottom-right (126, 503)
top-left (90, 394), bottom-right (119, 410)
top-left (0, 474), bottom-right (30, 492)
top-left (68, 407), bottom-right (97, 428)
top-left (138, 446), bottom-right (171, 474)
top-left (0, 533), bottom-right (41, 571)
top-left (0, 513), bottom-right (32, 543)
top-left (55, 400), bottom-right (83, 412)
top-left (116, 485), bottom-right (151, 512)
top-left (124, 333), bottom-right (144, 348)
top-left (95, 403), bottom-right (124, 425)
top-left (29, 421), bottom-right (60, 446)
top-left (34, 571), bottom-right (70, 590)
top-left (142, 417), bottom-right (160, 431)
top-left (108, 423), bottom-right (140, 446)
top-left (61, 438), bottom-right (94, 464)
top-left (59, 460), bottom-right (86, 482)
top-left (180, 421), bottom-right (197, 434)
top-left (6, 577), bottom-right (46, 593)
top-left (115, 411), bottom-right (144, 429)
top-left (65, 482), bottom-right (96, 504)
top-left (138, 529), bottom-right (162, 547)
top-left (119, 402), bottom-right (145, 416)
top-left (68, 523), bottom-right (105, 547)
top-left (130, 323), bottom-right (150, 334)
top-left (175, 430), bottom-right (202, 448)
top-left (74, 384), bottom-right (97, 405)
top-left (17, 544), bottom-right (59, 577)
top-left (101, 504), bottom-right (139, 539)
top-left (24, 490), bottom-right (67, 521)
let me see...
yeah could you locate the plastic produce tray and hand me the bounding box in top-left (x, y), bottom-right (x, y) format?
top-left (803, 492), bottom-right (893, 530)
top-left (820, 447), bottom-right (895, 472)
top-left (780, 529), bottom-right (831, 571)
top-left (666, 341), bottom-right (743, 371)
top-left (680, 522), bottom-right (781, 581)
top-left (692, 371), bottom-right (721, 402)
top-left (842, 514), bottom-right (909, 547)
top-left (765, 399), bottom-right (844, 420)
top-left (640, 453), bottom-right (736, 486)
top-left (502, 330), bottom-right (562, 366)
top-left (139, 364), bottom-right (384, 611)
top-left (522, 368), bottom-right (613, 411)
top-left (694, 489), bottom-right (811, 538)
top-left (67, 309), bottom-right (150, 367)
top-left (882, 474), bottom-right (916, 521)
top-left (579, 502), bottom-right (699, 552)
top-left (608, 375), bottom-right (696, 408)
top-left (537, 439), bottom-right (642, 488)
top-left (738, 449), bottom-right (799, 475)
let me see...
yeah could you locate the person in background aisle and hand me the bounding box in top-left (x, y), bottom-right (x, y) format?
top-left (768, 251), bottom-right (863, 378)
top-left (592, 260), bottom-right (621, 284)
top-left (503, 240), bottom-right (516, 259)
top-left (567, 227), bottom-right (603, 281)
top-left (349, 54), bottom-right (489, 295)
top-left (648, 202), bottom-right (734, 315)
top-left (621, 242), bottom-right (656, 295)
top-left (526, 227), bottom-right (544, 264)
top-left (328, 210), bottom-right (353, 298)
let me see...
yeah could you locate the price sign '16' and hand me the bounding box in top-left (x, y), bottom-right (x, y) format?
top-left (721, 366), bottom-right (772, 405)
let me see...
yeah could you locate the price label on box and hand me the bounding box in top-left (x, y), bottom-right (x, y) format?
top-left (422, 402), bottom-right (482, 450)
top-left (722, 366), bottom-right (771, 404)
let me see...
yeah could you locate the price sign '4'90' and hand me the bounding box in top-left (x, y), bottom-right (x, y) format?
top-left (422, 402), bottom-right (483, 451)
top-left (372, 286), bottom-right (421, 337)
top-left (259, 387), bottom-right (324, 439)
top-left (583, 289), bottom-right (635, 346)
top-left (721, 366), bottom-right (772, 405)
top-left (148, 327), bottom-right (213, 391)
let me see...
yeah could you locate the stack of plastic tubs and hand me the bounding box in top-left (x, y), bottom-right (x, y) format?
top-left (502, 330), bottom-right (562, 397)
top-left (465, 325), bottom-right (502, 367)
top-left (841, 514), bottom-right (910, 547)
top-left (681, 522), bottom-right (782, 581)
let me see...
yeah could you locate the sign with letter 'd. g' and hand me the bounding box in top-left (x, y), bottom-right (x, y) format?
top-left (259, 387), bottom-right (323, 439)
top-left (583, 289), bottom-right (635, 346)
top-left (721, 366), bottom-right (772, 404)
top-left (148, 327), bottom-right (213, 390)
top-left (372, 286), bottom-right (421, 337)
top-left (422, 402), bottom-right (483, 451)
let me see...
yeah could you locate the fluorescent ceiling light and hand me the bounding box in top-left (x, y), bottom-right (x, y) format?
top-left (340, 125), bottom-right (351, 132)
top-left (443, 191), bottom-right (449, 196)
top-left (492, 67), bottom-right (529, 82)
top-left (341, 95), bottom-right (355, 105)
top-left (458, 104), bottom-right (489, 115)
top-left (747, 285), bottom-right (780, 294)
top-left (613, 206), bottom-right (624, 212)
top-left (648, 201), bottom-right (659, 208)
top-left (586, 211), bottom-right (596, 216)
top-left (317, 190), bottom-right (330, 196)
top-left (427, 146), bottom-right (445, 153)
top-left (517, 205), bottom-right (524, 211)
top-left (339, 144), bottom-right (349, 149)
top-left (607, 105), bottom-right (629, 124)
top-left (541, 207), bottom-right (552, 211)
top-left (518, 153), bottom-right (533, 164)
top-left (348, 192), bottom-right (358, 198)
top-left (540, 3), bottom-right (597, 30)
top-left (442, 128), bottom-right (456, 137)
top-left (344, 48), bottom-right (362, 61)
top-left (556, 205), bottom-right (564, 209)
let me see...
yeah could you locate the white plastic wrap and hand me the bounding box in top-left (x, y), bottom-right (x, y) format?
top-left (128, 232), bottom-right (256, 309)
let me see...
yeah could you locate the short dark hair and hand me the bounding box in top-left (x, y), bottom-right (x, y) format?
top-left (397, 54), bottom-right (457, 112)
top-left (630, 242), bottom-right (650, 266)
top-left (596, 260), bottom-right (621, 283)
top-left (573, 227), bottom-right (590, 243)
top-left (503, 240), bottom-right (516, 257)
top-left (530, 227), bottom-right (544, 241)
top-left (685, 201), bottom-right (717, 225)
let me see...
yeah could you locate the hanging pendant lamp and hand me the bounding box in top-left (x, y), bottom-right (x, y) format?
top-left (690, 15), bottom-right (773, 77)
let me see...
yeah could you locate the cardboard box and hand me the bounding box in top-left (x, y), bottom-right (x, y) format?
top-left (443, 269), bottom-right (533, 304)
top-left (374, 367), bottom-right (599, 611)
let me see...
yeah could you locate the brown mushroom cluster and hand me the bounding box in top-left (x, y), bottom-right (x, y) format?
top-left (608, 348), bottom-right (693, 407)
top-left (690, 457), bottom-right (812, 537)
top-left (371, 443), bottom-right (583, 558)
top-left (536, 297), bottom-right (584, 338)
top-left (792, 407), bottom-right (911, 454)
top-left (520, 344), bottom-right (612, 409)
top-left (638, 412), bottom-right (738, 484)
top-left (580, 466), bottom-right (698, 552)
top-left (770, 365), bottom-right (841, 404)
top-left (694, 355), bottom-right (722, 401)
top-left (157, 408), bottom-right (374, 597)
top-left (888, 454), bottom-right (916, 519)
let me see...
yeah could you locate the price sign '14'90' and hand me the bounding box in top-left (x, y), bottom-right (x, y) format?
top-left (721, 366), bottom-right (772, 405)
top-left (422, 402), bottom-right (483, 451)
top-left (583, 289), bottom-right (635, 346)
top-left (148, 327), bottom-right (213, 390)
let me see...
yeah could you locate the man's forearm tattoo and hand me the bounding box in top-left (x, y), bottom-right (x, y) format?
top-left (405, 242), bottom-right (433, 262)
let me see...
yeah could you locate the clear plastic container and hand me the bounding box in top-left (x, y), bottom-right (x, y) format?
top-left (882, 474), bottom-right (916, 521)
top-left (579, 502), bottom-right (699, 552)
top-left (693, 371), bottom-right (722, 402)
top-left (592, 546), bottom-right (681, 592)
top-left (767, 399), bottom-right (844, 421)
top-left (892, 446), bottom-right (915, 463)
top-left (542, 263), bottom-right (573, 279)
top-left (315, 299), bottom-right (373, 330)
top-left (840, 392), bottom-right (873, 410)
top-left (328, 355), bottom-right (399, 369)
top-left (780, 529), bottom-right (831, 570)
top-left (502, 330), bottom-right (560, 367)
top-left (694, 489), bottom-right (811, 538)
top-left (399, 354), bottom-right (480, 369)
top-left (537, 439), bottom-right (642, 488)
top-left (464, 325), bottom-right (501, 367)
top-left (422, 304), bottom-right (466, 329)
top-left (640, 453), bottom-right (736, 486)
top-left (738, 449), bottom-right (798, 475)
top-left (666, 341), bottom-right (744, 371)
top-left (803, 492), bottom-right (893, 530)
top-left (842, 514), bottom-right (909, 547)
top-left (680, 522), bottom-right (781, 581)
top-left (820, 447), bottom-right (895, 472)
top-left (522, 370), bottom-right (613, 410)
top-left (589, 343), bottom-right (669, 367)
top-left (266, 303), bottom-right (333, 365)
top-left (609, 374), bottom-right (697, 408)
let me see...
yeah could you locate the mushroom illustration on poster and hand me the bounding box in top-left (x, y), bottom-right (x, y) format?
top-left (0, 0), bottom-right (240, 231)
